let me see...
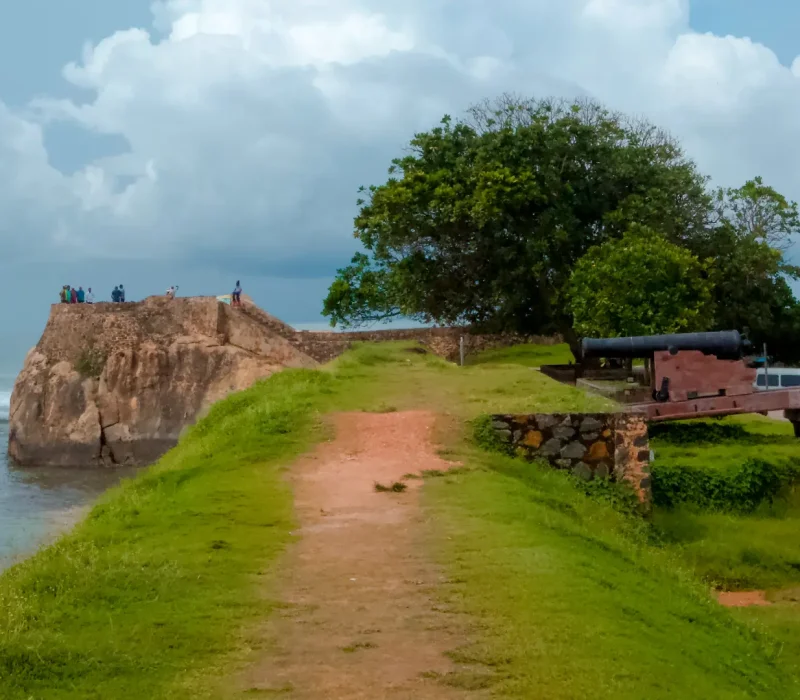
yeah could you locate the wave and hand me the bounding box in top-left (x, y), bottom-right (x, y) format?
top-left (0, 390), bottom-right (9, 422)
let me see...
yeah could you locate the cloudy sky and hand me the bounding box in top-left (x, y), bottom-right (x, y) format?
top-left (1, 0), bottom-right (800, 372)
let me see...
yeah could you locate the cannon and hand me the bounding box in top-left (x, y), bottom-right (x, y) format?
top-left (581, 331), bottom-right (751, 362)
top-left (578, 330), bottom-right (800, 431)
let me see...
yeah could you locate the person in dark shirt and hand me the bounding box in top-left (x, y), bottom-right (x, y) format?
top-left (119, 284), bottom-right (125, 302)
top-left (77, 287), bottom-right (85, 303)
top-left (232, 280), bottom-right (242, 307)
top-left (112, 286), bottom-right (120, 302)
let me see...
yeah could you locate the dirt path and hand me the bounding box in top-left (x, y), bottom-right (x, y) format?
top-left (238, 411), bottom-right (479, 699)
top-left (718, 590), bottom-right (772, 607)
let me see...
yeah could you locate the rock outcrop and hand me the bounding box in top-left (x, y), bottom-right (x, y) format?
top-left (8, 296), bottom-right (317, 467)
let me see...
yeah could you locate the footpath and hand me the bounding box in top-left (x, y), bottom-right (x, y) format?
top-left (237, 411), bottom-right (479, 699)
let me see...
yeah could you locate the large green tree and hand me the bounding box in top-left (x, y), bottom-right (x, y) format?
top-left (324, 94), bottom-right (800, 361)
top-left (568, 226), bottom-right (714, 338)
top-left (323, 95), bottom-right (711, 349)
top-left (699, 180), bottom-right (800, 359)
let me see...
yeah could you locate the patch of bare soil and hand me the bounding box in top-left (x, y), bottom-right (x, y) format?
top-left (718, 590), bottom-right (772, 608)
top-left (237, 411), bottom-right (481, 699)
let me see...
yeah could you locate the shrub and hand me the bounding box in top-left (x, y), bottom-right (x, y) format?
top-left (74, 346), bottom-right (107, 379)
top-left (651, 459), bottom-right (800, 513)
top-left (648, 422), bottom-right (756, 445)
top-left (471, 415), bottom-right (512, 455)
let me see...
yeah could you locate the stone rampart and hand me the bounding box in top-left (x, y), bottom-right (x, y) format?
top-left (36, 297), bottom-right (225, 363)
top-left (290, 328), bottom-right (561, 364)
top-left (490, 413), bottom-right (651, 503)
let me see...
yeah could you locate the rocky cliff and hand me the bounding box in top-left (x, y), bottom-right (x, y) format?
top-left (8, 297), bottom-right (317, 467)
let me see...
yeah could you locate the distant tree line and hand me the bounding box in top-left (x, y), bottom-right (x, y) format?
top-left (323, 94), bottom-right (800, 361)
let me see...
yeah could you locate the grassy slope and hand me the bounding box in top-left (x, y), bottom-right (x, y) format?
top-left (644, 415), bottom-right (800, 691)
top-left (650, 416), bottom-right (800, 590)
top-left (465, 342), bottom-right (574, 367)
top-left (0, 343), bottom-right (607, 699)
top-left (0, 370), bottom-right (323, 700)
top-left (651, 414), bottom-right (800, 470)
top-left (424, 450), bottom-right (798, 698)
top-left (1, 342), bottom-right (798, 698)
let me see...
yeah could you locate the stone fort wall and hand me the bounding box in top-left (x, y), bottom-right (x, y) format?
top-left (36, 297), bottom-right (226, 363)
top-left (37, 297), bottom-right (562, 366)
top-left (490, 412), bottom-right (651, 503)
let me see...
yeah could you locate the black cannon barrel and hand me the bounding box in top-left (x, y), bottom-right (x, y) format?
top-left (581, 331), bottom-right (749, 360)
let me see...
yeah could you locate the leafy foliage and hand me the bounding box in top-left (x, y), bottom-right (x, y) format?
top-left (651, 459), bottom-right (800, 514)
top-left (324, 95), bottom-right (710, 344)
top-left (697, 181), bottom-right (800, 360)
top-left (568, 227), bottom-right (713, 338)
top-left (74, 346), bottom-right (107, 379)
top-left (326, 93), bottom-right (800, 361)
top-left (712, 176), bottom-right (800, 252)
top-left (648, 421), bottom-right (755, 445)
top-left (471, 414), bottom-right (513, 455)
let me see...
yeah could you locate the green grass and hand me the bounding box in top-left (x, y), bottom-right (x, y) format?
top-left (651, 415), bottom-right (800, 470)
top-left (652, 501), bottom-right (800, 590)
top-left (0, 370), bottom-right (327, 699)
top-left (467, 342), bottom-right (575, 367)
top-left (0, 342), bottom-right (603, 699)
top-left (423, 447), bottom-right (799, 698)
top-left (649, 416), bottom-right (800, 591)
top-left (641, 416), bottom-right (800, 692)
top-left (5, 341), bottom-right (800, 698)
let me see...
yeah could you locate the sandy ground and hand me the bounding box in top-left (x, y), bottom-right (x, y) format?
top-left (237, 411), bottom-right (481, 699)
top-left (717, 590), bottom-right (771, 608)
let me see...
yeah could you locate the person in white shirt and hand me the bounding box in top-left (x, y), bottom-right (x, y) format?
top-left (86, 288), bottom-right (95, 304)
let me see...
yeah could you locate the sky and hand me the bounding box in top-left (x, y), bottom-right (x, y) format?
top-left (1, 0), bottom-right (800, 374)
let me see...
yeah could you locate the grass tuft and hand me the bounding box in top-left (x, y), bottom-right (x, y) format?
top-left (341, 641), bottom-right (377, 653)
top-left (374, 481), bottom-right (408, 493)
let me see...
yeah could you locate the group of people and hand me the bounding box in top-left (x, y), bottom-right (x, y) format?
top-left (59, 284), bottom-right (126, 303)
top-left (59, 285), bottom-right (94, 304)
top-left (58, 281), bottom-right (242, 304)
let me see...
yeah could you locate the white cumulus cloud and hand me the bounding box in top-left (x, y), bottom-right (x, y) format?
top-left (2, 0), bottom-right (800, 272)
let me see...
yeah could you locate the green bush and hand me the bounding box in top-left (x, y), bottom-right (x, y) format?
top-left (651, 459), bottom-right (800, 513)
top-left (471, 414), bottom-right (513, 455)
top-left (648, 422), bottom-right (756, 445)
top-left (573, 476), bottom-right (644, 518)
top-left (74, 347), bottom-right (107, 379)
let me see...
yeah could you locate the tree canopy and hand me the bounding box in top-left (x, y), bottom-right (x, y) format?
top-left (324, 94), bottom-right (800, 360)
top-left (568, 226), bottom-right (713, 338)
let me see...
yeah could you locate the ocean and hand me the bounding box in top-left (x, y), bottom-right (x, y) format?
top-left (0, 376), bottom-right (137, 571)
top-left (0, 386), bottom-right (8, 422)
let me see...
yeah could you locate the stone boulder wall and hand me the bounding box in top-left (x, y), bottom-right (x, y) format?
top-left (287, 327), bottom-right (562, 364)
top-left (8, 297), bottom-right (318, 467)
top-left (235, 293), bottom-right (562, 364)
top-left (491, 413), bottom-right (651, 503)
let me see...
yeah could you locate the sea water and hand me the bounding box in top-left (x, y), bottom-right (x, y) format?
top-left (0, 380), bottom-right (138, 571)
